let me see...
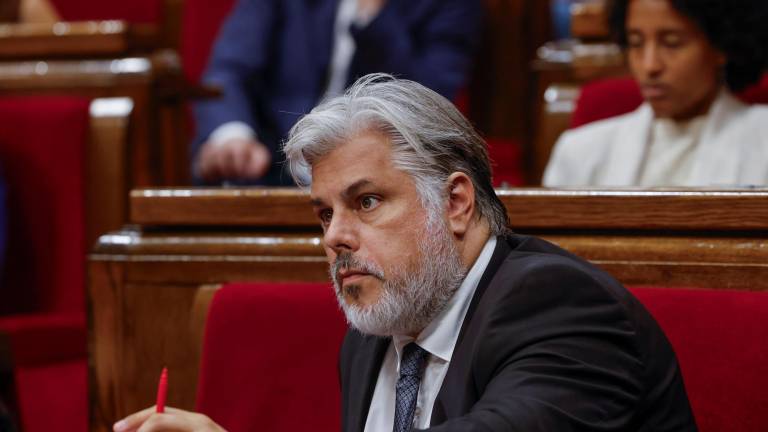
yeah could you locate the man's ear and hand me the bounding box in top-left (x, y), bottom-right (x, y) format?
top-left (445, 172), bottom-right (476, 237)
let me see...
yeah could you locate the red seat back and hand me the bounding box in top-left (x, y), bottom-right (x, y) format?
top-left (49, 0), bottom-right (162, 24)
top-left (180, 0), bottom-right (237, 83)
top-left (630, 287), bottom-right (768, 432)
top-left (486, 137), bottom-right (523, 187)
top-left (0, 97), bottom-right (89, 316)
top-left (196, 282), bottom-right (348, 432)
top-left (572, 74), bottom-right (768, 128)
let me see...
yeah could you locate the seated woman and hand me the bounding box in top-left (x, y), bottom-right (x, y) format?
top-left (544, 0), bottom-right (768, 187)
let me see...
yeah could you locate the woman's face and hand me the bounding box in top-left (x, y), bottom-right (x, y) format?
top-left (626, 0), bottom-right (726, 120)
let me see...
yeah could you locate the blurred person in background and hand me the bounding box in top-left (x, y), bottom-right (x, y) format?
top-left (192, 0), bottom-right (483, 185)
top-left (544, 0), bottom-right (768, 187)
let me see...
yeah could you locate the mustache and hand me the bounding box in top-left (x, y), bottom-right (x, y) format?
top-left (330, 252), bottom-right (385, 289)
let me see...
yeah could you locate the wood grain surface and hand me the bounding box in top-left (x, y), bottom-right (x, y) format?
top-left (130, 187), bottom-right (768, 230)
top-left (0, 20), bottom-right (157, 59)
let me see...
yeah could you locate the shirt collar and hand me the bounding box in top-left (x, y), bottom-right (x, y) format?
top-left (393, 236), bottom-right (497, 362)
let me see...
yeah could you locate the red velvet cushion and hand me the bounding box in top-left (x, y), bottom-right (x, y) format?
top-left (571, 77), bottom-right (643, 128)
top-left (49, 0), bottom-right (161, 24)
top-left (0, 96), bottom-right (90, 432)
top-left (630, 287), bottom-right (768, 432)
top-left (0, 313), bottom-right (86, 366)
top-left (180, 0), bottom-right (238, 83)
top-left (738, 74), bottom-right (768, 105)
top-left (196, 282), bottom-right (348, 432)
top-left (14, 359), bottom-right (88, 432)
top-left (0, 96), bottom-right (89, 316)
top-left (572, 74), bottom-right (768, 128)
top-left (486, 137), bottom-right (523, 187)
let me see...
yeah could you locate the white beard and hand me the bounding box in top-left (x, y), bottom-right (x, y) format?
top-left (329, 217), bottom-right (466, 336)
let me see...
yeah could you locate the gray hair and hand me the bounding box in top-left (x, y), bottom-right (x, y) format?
top-left (283, 73), bottom-right (509, 235)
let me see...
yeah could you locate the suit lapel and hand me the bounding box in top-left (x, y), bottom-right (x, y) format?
top-left (455, 235), bottom-right (512, 347)
top-left (347, 334), bottom-right (390, 432)
top-left (430, 235), bottom-right (513, 424)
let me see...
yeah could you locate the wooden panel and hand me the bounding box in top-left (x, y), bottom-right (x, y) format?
top-left (0, 20), bottom-right (157, 59)
top-left (129, 188), bottom-right (768, 230)
top-left (570, 1), bottom-right (609, 40)
top-left (501, 189), bottom-right (768, 230)
top-left (130, 188), bottom-right (319, 226)
top-left (90, 231), bottom-right (768, 291)
top-left (86, 97), bottom-right (132, 246)
top-left (542, 235), bottom-right (768, 290)
top-left (89, 271), bottom-right (211, 428)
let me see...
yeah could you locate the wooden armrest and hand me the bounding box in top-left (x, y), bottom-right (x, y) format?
top-left (0, 20), bottom-right (158, 60)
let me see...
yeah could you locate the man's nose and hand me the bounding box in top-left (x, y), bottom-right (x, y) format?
top-left (323, 210), bottom-right (359, 254)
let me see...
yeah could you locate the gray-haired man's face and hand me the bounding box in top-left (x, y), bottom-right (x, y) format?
top-left (309, 131), bottom-right (464, 336)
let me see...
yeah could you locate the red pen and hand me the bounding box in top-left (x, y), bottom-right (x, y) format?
top-left (156, 367), bottom-right (168, 413)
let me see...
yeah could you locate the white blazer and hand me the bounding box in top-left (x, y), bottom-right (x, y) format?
top-left (543, 90), bottom-right (768, 187)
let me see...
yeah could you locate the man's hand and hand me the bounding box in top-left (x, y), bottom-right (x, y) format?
top-left (356, 0), bottom-right (386, 23)
top-left (196, 138), bottom-right (272, 182)
top-left (113, 406), bottom-right (226, 432)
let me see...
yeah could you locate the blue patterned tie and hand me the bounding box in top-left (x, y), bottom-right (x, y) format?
top-left (393, 343), bottom-right (429, 432)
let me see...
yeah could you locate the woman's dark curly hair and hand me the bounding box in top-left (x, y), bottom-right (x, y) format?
top-left (609, 0), bottom-right (768, 91)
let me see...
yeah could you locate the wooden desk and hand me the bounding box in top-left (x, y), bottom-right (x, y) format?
top-left (88, 188), bottom-right (768, 431)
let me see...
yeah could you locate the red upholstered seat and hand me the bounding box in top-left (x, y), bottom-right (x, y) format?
top-left (198, 284), bottom-right (768, 431)
top-left (630, 287), bottom-right (768, 432)
top-left (0, 96), bottom-right (90, 432)
top-left (49, 0), bottom-right (162, 24)
top-left (572, 74), bottom-right (768, 128)
top-left (196, 282), bottom-right (348, 432)
top-left (486, 137), bottom-right (524, 187)
top-left (571, 78), bottom-right (643, 128)
top-left (180, 0), bottom-right (238, 83)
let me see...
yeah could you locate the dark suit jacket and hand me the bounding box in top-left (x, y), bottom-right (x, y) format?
top-left (192, 0), bottom-right (483, 185)
top-left (339, 234), bottom-right (697, 431)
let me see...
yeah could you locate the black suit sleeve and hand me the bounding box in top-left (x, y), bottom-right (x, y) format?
top-left (425, 258), bottom-right (660, 431)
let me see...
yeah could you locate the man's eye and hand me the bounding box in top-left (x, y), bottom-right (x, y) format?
top-left (319, 209), bottom-right (333, 225)
top-left (360, 196), bottom-right (381, 210)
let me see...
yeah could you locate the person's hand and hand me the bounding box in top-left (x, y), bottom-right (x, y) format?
top-left (356, 0), bottom-right (386, 22)
top-left (113, 406), bottom-right (226, 432)
top-left (196, 138), bottom-right (272, 182)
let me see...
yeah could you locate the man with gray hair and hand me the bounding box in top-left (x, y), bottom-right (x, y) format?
top-left (114, 74), bottom-right (696, 432)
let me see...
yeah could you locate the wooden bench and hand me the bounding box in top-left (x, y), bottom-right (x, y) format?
top-left (88, 188), bottom-right (768, 432)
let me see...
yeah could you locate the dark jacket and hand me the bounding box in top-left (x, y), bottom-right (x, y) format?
top-left (339, 234), bottom-right (697, 431)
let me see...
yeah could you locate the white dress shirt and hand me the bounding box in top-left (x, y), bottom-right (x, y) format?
top-left (363, 236), bottom-right (498, 432)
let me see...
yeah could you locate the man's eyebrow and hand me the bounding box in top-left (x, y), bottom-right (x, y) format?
top-left (309, 197), bottom-right (326, 207)
top-left (309, 179), bottom-right (375, 207)
top-left (341, 179), bottom-right (374, 201)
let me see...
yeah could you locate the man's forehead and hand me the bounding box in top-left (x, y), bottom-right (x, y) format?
top-left (310, 177), bottom-right (377, 204)
top-left (309, 133), bottom-right (397, 199)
